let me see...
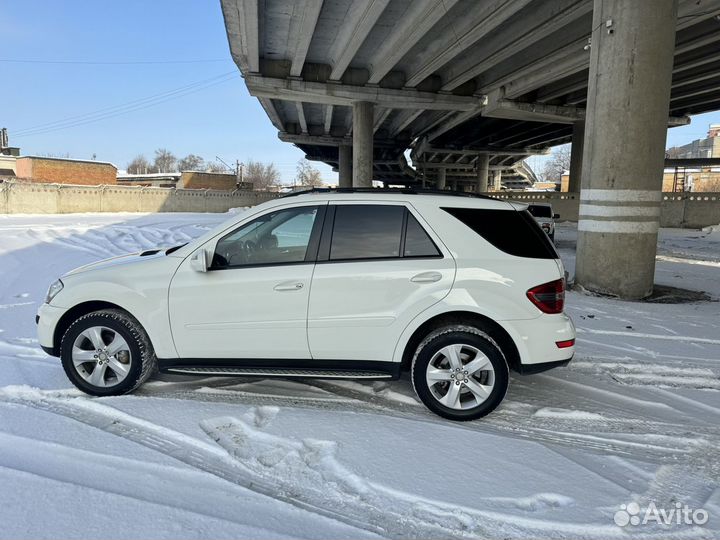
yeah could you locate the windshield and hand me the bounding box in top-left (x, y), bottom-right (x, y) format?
top-left (527, 205), bottom-right (552, 218)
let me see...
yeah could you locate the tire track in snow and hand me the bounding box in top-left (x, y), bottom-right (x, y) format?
top-left (0, 385), bottom-right (680, 540)
top-left (0, 431), bottom-right (361, 539)
top-left (576, 328), bottom-right (720, 346)
top-left (139, 377), bottom-right (717, 464)
top-left (201, 415), bottom-right (625, 539)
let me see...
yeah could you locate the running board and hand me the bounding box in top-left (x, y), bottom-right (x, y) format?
top-left (158, 359), bottom-right (401, 380)
top-left (165, 367), bottom-right (393, 379)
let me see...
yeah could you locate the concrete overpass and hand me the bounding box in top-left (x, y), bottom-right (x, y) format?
top-left (221, 0), bottom-right (720, 299)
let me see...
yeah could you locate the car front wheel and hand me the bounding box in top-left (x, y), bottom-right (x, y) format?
top-left (411, 325), bottom-right (509, 421)
top-left (60, 309), bottom-right (156, 396)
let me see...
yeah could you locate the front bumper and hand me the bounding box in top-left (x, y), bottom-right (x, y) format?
top-left (36, 303), bottom-right (67, 357)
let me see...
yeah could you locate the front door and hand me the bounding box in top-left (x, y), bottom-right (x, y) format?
top-left (169, 203), bottom-right (324, 359)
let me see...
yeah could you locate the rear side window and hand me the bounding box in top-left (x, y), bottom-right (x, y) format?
top-left (441, 207), bottom-right (558, 259)
top-left (330, 205), bottom-right (404, 260)
top-left (404, 213), bottom-right (440, 257)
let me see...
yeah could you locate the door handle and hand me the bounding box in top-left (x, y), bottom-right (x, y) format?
top-left (410, 271), bottom-right (442, 283)
top-left (274, 281), bottom-right (305, 291)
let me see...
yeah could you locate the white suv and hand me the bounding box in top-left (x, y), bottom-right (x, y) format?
top-left (37, 189), bottom-right (575, 421)
top-left (527, 202), bottom-right (559, 242)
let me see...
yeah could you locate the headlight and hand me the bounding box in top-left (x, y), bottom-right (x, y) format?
top-left (45, 279), bottom-right (64, 304)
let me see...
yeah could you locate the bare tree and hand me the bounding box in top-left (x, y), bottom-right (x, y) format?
top-left (178, 154), bottom-right (205, 171)
top-left (153, 148), bottom-right (177, 173)
top-left (295, 159), bottom-right (323, 187)
top-left (127, 154), bottom-right (154, 174)
top-left (244, 160), bottom-right (280, 190)
top-left (207, 161), bottom-right (230, 173)
top-left (541, 144), bottom-right (571, 183)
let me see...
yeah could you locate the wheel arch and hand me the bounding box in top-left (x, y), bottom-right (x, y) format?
top-left (53, 301), bottom-right (136, 354)
top-left (398, 310), bottom-right (522, 373)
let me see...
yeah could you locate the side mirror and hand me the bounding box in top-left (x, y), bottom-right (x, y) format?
top-left (190, 248), bottom-right (209, 272)
top-left (553, 213), bottom-right (560, 219)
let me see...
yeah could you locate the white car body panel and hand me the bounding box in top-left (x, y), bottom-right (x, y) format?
top-left (168, 259), bottom-right (314, 358)
top-left (308, 258), bottom-right (456, 361)
top-left (38, 254), bottom-right (182, 359)
top-left (38, 191), bottom-right (575, 370)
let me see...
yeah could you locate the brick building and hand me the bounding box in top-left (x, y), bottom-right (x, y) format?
top-left (179, 171), bottom-right (252, 190)
top-left (15, 156), bottom-right (117, 185)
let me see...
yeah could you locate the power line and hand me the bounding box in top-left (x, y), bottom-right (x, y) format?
top-left (13, 72), bottom-right (240, 138)
top-left (0, 58), bottom-right (230, 65)
top-left (15, 71), bottom-right (237, 134)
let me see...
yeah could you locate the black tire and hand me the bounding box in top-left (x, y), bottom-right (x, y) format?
top-left (411, 324), bottom-right (509, 421)
top-left (60, 309), bottom-right (156, 396)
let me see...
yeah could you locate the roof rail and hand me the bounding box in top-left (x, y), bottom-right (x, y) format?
top-left (279, 186), bottom-right (494, 199)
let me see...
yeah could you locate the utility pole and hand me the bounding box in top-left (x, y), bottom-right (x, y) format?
top-left (235, 159), bottom-right (244, 188)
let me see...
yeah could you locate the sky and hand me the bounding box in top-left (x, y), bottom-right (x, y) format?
top-left (1, 0), bottom-right (334, 182)
top-left (3, 0), bottom-right (719, 183)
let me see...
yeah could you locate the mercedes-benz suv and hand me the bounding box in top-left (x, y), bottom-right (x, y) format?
top-left (37, 189), bottom-right (575, 421)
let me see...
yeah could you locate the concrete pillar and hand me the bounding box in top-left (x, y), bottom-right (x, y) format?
top-left (575, 0), bottom-right (677, 299)
top-left (352, 101), bottom-right (374, 187)
top-left (437, 169), bottom-right (447, 190)
top-left (476, 154), bottom-right (489, 193)
top-left (568, 120), bottom-right (585, 192)
top-left (492, 170), bottom-right (502, 191)
top-left (338, 145), bottom-right (352, 188)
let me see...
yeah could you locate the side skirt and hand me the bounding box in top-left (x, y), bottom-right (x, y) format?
top-left (157, 358), bottom-right (402, 380)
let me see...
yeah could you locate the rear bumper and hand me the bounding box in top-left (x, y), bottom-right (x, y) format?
top-left (516, 357), bottom-right (572, 375)
top-left (500, 312), bottom-right (575, 369)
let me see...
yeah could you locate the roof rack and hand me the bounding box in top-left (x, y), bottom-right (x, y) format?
top-left (279, 186), bottom-right (494, 200)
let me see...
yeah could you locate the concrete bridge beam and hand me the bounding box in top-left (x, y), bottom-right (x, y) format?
top-left (568, 120), bottom-right (585, 193)
top-left (492, 170), bottom-right (502, 191)
top-left (575, 0), bottom-right (678, 299)
top-left (475, 154), bottom-right (489, 192)
top-left (437, 168), bottom-right (446, 190)
top-left (338, 145), bottom-right (352, 188)
top-left (352, 101), bottom-right (374, 187)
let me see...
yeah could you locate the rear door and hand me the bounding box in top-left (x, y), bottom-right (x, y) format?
top-left (307, 202), bottom-right (455, 361)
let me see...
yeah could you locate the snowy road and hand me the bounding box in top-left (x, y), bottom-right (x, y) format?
top-left (0, 213), bottom-right (718, 539)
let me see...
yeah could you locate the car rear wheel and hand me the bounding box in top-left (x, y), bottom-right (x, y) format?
top-left (411, 325), bottom-right (509, 421)
top-left (60, 309), bottom-right (156, 396)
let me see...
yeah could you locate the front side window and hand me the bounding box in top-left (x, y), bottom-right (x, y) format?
top-left (213, 206), bottom-right (319, 268)
top-left (330, 204), bottom-right (404, 260)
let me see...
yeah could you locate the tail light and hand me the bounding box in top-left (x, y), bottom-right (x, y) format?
top-left (556, 339), bottom-right (575, 349)
top-left (527, 278), bottom-right (565, 314)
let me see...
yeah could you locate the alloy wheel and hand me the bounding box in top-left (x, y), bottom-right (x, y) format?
top-left (71, 326), bottom-right (132, 388)
top-left (425, 343), bottom-right (495, 410)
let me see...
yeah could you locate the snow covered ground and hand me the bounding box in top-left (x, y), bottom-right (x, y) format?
top-left (0, 212), bottom-right (718, 539)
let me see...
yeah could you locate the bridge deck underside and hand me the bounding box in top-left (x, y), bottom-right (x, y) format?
top-left (222, 0), bottom-right (720, 184)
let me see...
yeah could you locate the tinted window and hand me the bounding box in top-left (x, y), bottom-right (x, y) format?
top-left (527, 204), bottom-right (552, 218)
top-left (213, 206), bottom-right (319, 267)
top-left (404, 213), bottom-right (440, 257)
top-left (330, 205), bottom-right (403, 260)
top-left (441, 207), bottom-right (558, 259)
